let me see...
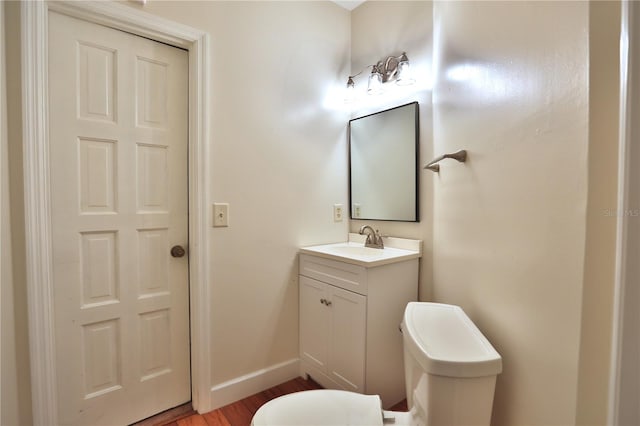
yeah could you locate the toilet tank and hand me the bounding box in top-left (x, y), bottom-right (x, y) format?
top-left (401, 303), bottom-right (502, 426)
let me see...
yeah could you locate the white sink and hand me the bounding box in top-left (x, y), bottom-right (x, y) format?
top-left (300, 234), bottom-right (421, 267)
top-left (327, 244), bottom-right (387, 258)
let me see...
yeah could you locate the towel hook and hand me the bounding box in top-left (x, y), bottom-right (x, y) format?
top-left (423, 150), bottom-right (467, 173)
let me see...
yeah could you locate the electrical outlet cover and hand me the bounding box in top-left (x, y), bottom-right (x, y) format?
top-left (333, 204), bottom-right (343, 222)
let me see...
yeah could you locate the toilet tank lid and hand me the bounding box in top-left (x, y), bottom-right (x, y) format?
top-left (402, 302), bottom-right (502, 378)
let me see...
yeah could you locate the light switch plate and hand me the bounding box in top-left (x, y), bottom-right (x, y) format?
top-left (213, 203), bottom-right (229, 227)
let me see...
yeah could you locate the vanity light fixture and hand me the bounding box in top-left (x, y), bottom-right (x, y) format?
top-left (346, 51), bottom-right (415, 101)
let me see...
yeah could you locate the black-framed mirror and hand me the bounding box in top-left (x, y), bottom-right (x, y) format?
top-left (349, 102), bottom-right (419, 222)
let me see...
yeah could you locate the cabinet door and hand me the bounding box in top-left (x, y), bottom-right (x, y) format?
top-left (300, 276), bottom-right (330, 371)
top-left (328, 285), bottom-right (366, 392)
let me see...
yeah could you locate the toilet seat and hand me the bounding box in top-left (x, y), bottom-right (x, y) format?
top-left (251, 389), bottom-right (383, 426)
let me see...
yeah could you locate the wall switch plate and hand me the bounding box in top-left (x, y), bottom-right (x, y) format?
top-left (213, 203), bottom-right (229, 227)
top-left (333, 204), bottom-right (343, 222)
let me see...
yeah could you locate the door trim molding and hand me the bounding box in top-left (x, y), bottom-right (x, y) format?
top-left (609, 1), bottom-right (637, 423)
top-left (21, 2), bottom-right (212, 423)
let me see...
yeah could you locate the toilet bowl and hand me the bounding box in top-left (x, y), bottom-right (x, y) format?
top-left (252, 302), bottom-right (502, 426)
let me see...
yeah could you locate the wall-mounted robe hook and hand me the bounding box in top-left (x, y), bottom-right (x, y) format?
top-left (423, 150), bottom-right (467, 173)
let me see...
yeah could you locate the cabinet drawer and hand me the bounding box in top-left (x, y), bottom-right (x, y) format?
top-left (299, 254), bottom-right (367, 295)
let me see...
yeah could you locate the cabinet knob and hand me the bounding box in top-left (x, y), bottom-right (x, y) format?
top-left (320, 298), bottom-right (326, 305)
top-left (326, 300), bottom-right (332, 306)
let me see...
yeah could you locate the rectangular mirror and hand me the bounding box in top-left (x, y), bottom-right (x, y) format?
top-left (349, 102), bottom-right (419, 221)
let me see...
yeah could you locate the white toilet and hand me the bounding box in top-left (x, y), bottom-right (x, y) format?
top-left (252, 302), bottom-right (502, 426)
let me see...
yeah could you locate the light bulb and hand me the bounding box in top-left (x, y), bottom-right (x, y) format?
top-left (367, 69), bottom-right (383, 95)
top-left (395, 52), bottom-right (415, 86)
top-left (396, 59), bottom-right (415, 86)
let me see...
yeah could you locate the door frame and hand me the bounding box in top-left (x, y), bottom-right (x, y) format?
top-left (609, 0), bottom-right (640, 423)
top-left (21, 1), bottom-right (212, 423)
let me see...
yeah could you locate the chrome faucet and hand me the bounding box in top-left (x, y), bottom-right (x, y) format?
top-left (359, 225), bottom-right (384, 249)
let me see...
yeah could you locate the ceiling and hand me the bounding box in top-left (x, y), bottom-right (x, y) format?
top-left (331, 1), bottom-right (366, 11)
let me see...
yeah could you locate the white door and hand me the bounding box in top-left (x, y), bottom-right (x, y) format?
top-left (48, 11), bottom-right (190, 425)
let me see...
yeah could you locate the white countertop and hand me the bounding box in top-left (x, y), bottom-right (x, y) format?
top-left (300, 233), bottom-right (422, 267)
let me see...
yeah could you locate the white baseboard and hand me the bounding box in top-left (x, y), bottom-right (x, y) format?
top-left (209, 358), bottom-right (301, 410)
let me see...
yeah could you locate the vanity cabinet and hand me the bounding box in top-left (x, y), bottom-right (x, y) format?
top-left (298, 252), bottom-right (418, 408)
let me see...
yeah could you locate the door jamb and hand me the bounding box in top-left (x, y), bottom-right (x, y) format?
top-left (21, 2), bottom-right (212, 423)
top-left (608, 0), bottom-right (640, 423)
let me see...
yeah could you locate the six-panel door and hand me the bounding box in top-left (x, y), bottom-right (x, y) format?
top-left (48, 11), bottom-right (190, 425)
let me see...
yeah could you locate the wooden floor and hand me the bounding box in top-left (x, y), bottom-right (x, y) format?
top-left (138, 377), bottom-right (407, 426)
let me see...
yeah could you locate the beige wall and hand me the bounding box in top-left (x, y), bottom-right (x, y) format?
top-left (2, 1), bottom-right (32, 425)
top-left (349, 1), bottom-right (434, 300)
top-left (429, 1), bottom-right (617, 425)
